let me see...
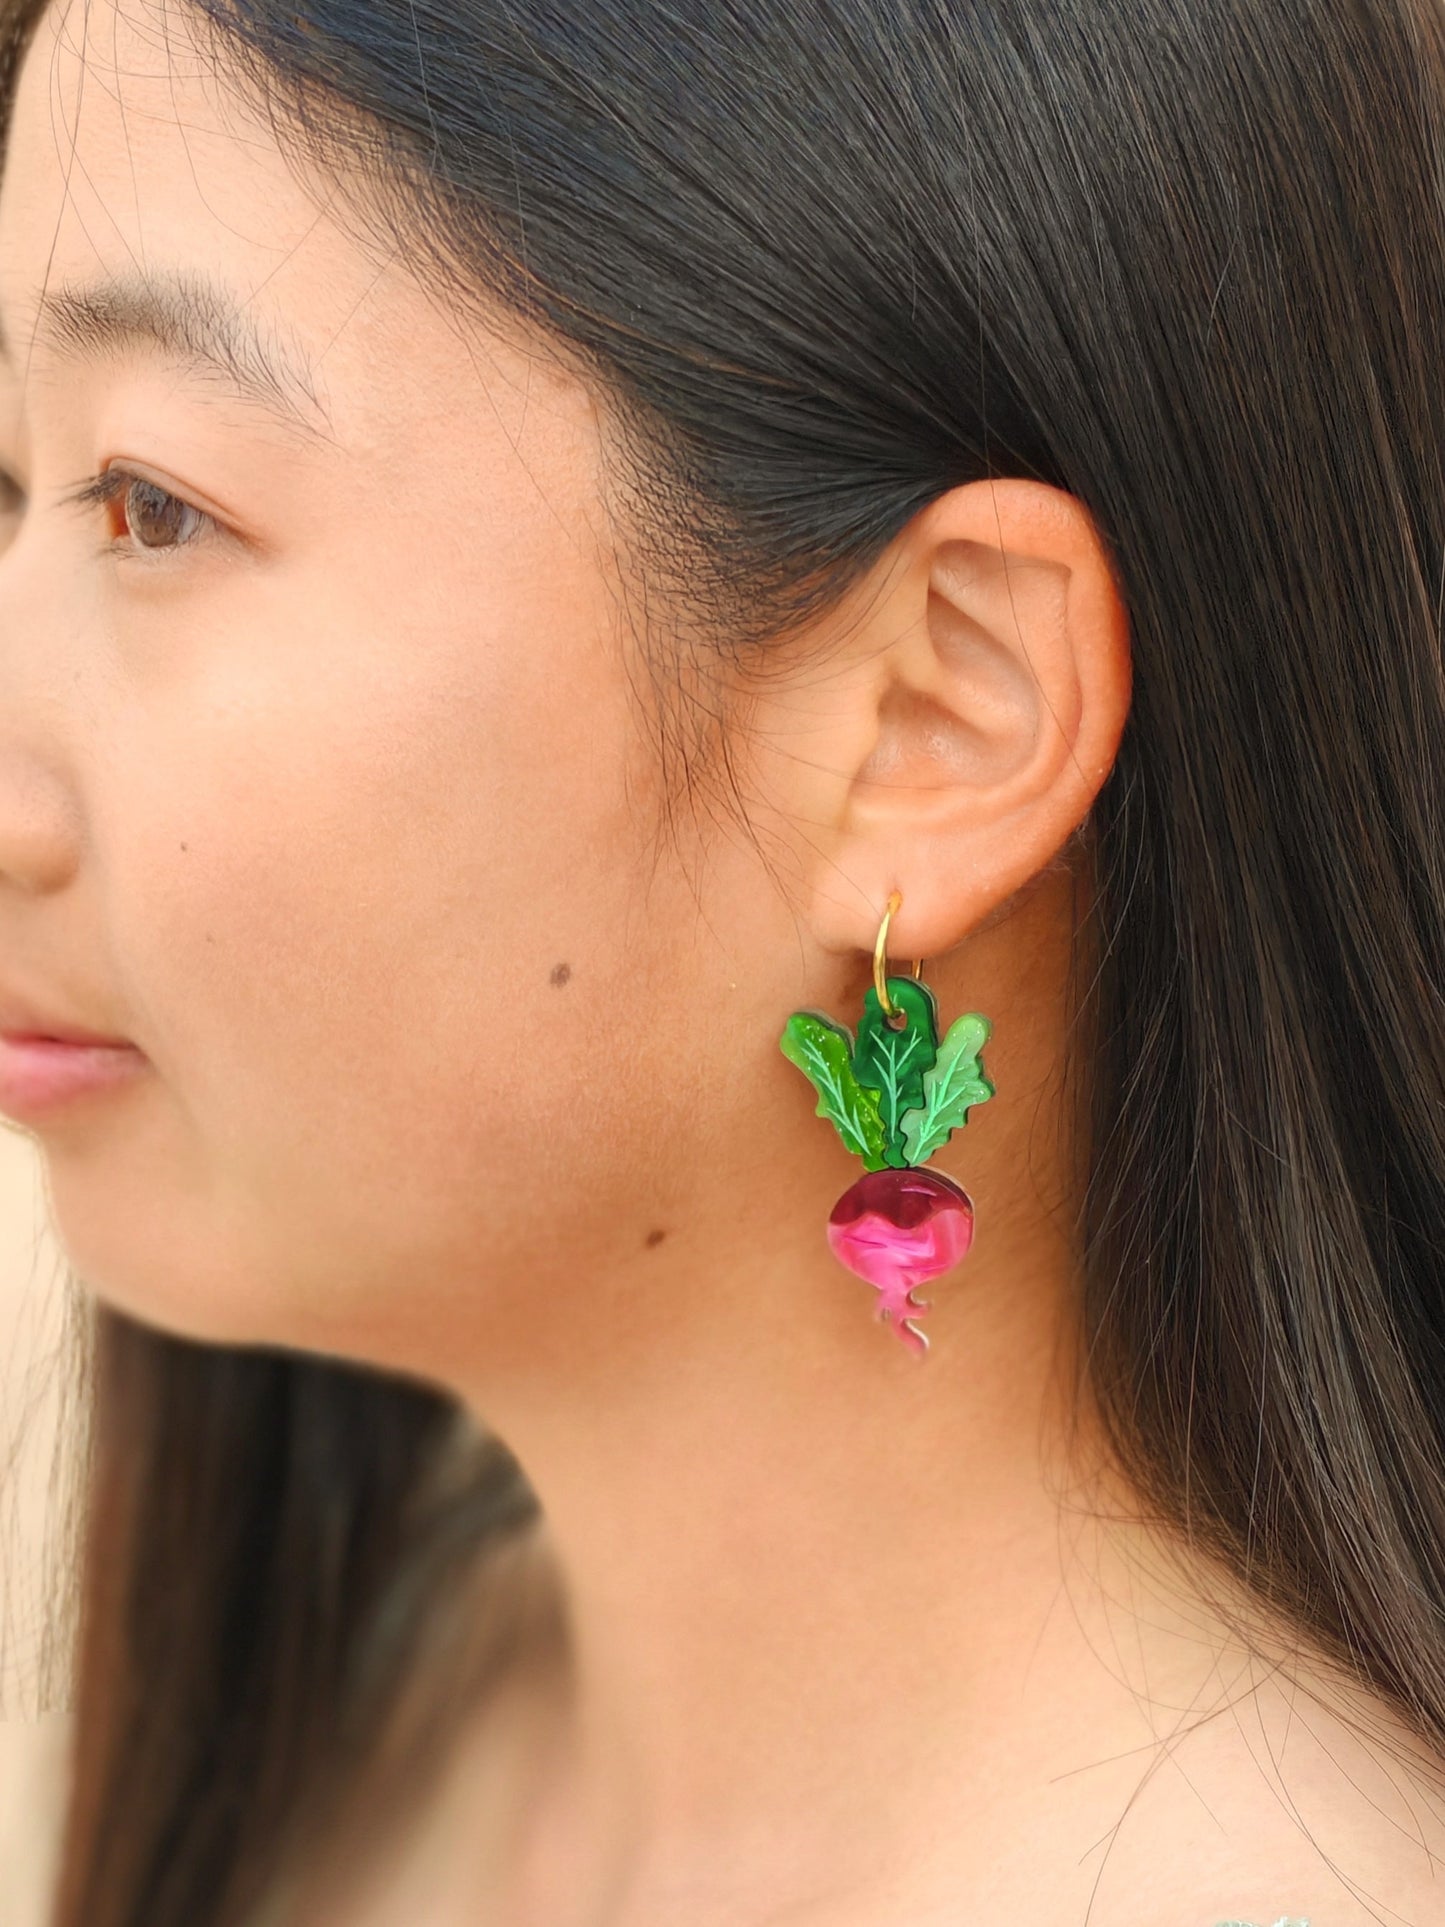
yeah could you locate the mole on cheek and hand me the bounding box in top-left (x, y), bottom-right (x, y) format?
top-left (550, 962), bottom-right (571, 987)
top-left (645, 1228), bottom-right (667, 1248)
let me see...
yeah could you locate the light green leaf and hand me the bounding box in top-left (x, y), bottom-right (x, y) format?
top-left (779, 1009), bottom-right (890, 1169)
top-left (898, 1011), bottom-right (995, 1165)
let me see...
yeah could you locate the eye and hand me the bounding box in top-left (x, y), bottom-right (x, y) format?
top-left (0, 466), bottom-right (24, 554)
top-left (63, 465), bottom-right (218, 558)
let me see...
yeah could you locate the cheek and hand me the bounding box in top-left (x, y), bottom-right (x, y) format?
top-left (58, 565), bottom-right (695, 1367)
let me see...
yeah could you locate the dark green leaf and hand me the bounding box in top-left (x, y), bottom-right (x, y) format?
top-left (851, 978), bottom-right (939, 1167)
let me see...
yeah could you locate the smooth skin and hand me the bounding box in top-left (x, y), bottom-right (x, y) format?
top-left (1, 4), bottom-right (1442, 1923)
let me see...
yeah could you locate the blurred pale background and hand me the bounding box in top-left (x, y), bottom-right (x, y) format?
top-left (0, 1123), bottom-right (85, 1927)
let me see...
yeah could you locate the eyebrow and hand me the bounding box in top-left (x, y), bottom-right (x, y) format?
top-left (0, 265), bottom-right (335, 443)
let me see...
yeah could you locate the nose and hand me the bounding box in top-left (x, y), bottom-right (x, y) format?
top-left (0, 511), bottom-right (83, 896)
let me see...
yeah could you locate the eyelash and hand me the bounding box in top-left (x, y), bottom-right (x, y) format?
top-left (60, 465), bottom-right (219, 559)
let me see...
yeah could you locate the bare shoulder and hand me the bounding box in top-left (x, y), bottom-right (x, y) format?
top-left (1108, 1652), bottom-right (1445, 1927)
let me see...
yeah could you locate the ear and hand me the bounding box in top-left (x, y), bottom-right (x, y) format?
top-left (750, 477), bottom-right (1132, 961)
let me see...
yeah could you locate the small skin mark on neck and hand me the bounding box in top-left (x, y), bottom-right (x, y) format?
top-left (550, 962), bottom-right (571, 986)
top-left (645, 1228), bottom-right (667, 1248)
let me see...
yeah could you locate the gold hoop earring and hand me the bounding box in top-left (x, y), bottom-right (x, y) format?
top-left (872, 888), bottom-right (923, 1027)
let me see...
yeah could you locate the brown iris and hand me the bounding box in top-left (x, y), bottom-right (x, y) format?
top-left (115, 476), bottom-right (202, 551)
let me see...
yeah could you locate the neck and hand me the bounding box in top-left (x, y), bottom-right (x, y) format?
top-left (434, 877), bottom-right (1273, 1919)
top-left (453, 1178), bottom-right (1249, 1919)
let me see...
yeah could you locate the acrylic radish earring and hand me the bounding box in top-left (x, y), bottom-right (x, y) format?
top-left (778, 889), bottom-right (994, 1358)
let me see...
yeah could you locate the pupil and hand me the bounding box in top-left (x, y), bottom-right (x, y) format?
top-left (127, 479), bottom-right (191, 549)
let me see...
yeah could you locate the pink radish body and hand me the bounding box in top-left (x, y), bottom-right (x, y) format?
top-left (826, 1166), bottom-right (975, 1357)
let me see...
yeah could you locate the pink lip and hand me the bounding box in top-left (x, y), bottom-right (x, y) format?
top-left (0, 1035), bottom-right (148, 1120)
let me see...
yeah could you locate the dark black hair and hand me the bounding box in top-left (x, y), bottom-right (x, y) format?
top-left (3, 2), bottom-right (1444, 1922)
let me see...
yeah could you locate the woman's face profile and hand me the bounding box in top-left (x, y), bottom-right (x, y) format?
top-left (0, 0), bottom-right (789, 1386)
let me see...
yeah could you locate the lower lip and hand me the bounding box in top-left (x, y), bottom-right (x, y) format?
top-left (0, 1036), bottom-right (148, 1120)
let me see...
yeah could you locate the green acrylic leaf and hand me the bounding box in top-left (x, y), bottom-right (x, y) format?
top-left (898, 1011), bottom-right (995, 1165)
top-left (779, 1009), bottom-right (890, 1170)
top-left (851, 977), bottom-right (939, 1169)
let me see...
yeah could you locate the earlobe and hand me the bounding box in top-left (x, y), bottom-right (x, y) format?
top-left (768, 475), bottom-right (1132, 964)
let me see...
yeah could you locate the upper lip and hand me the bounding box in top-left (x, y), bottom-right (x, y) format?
top-left (0, 991), bottom-right (134, 1047)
